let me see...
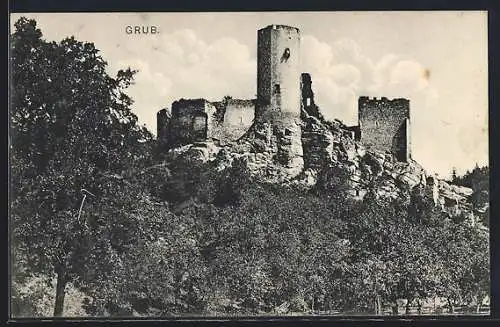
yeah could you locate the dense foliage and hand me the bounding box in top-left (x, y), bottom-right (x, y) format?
top-left (451, 165), bottom-right (490, 225)
top-left (10, 17), bottom-right (154, 317)
top-left (10, 18), bottom-right (489, 317)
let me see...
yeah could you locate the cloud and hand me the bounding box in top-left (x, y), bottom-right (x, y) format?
top-left (298, 35), bottom-right (487, 177)
top-left (301, 36), bottom-right (334, 73)
top-left (301, 35), bottom-right (372, 124)
top-left (330, 64), bottom-right (361, 87)
top-left (389, 60), bottom-right (430, 92)
top-left (106, 29), bottom-right (256, 131)
top-left (301, 35), bottom-right (441, 126)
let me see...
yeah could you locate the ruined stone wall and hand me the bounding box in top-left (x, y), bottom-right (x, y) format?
top-left (300, 73), bottom-right (322, 119)
top-left (221, 99), bottom-right (255, 141)
top-left (157, 108), bottom-right (171, 140)
top-left (256, 25), bottom-right (301, 121)
top-left (167, 99), bottom-right (216, 147)
top-left (358, 96), bottom-right (411, 162)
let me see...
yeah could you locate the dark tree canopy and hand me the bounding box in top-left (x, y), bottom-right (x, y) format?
top-left (10, 17), bottom-right (154, 317)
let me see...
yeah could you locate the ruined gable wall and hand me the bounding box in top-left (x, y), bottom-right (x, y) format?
top-left (359, 97), bottom-right (410, 161)
top-left (222, 99), bottom-right (255, 141)
top-left (300, 73), bottom-right (319, 117)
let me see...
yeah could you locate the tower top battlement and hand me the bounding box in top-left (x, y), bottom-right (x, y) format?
top-left (358, 95), bottom-right (411, 162)
top-left (258, 24), bottom-right (300, 33)
top-left (359, 96), bottom-right (410, 105)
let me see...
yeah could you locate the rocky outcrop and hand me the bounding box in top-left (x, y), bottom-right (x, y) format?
top-left (164, 141), bottom-right (221, 165)
top-left (301, 115), bottom-right (333, 168)
top-left (437, 180), bottom-right (474, 218)
top-left (240, 110), bottom-right (304, 178)
top-left (160, 104), bottom-right (483, 223)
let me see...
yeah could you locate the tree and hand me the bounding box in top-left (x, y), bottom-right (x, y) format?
top-left (78, 195), bottom-right (210, 316)
top-left (426, 220), bottom-right (489, 313)
top-left (10, 17), bottom-right (153, 316)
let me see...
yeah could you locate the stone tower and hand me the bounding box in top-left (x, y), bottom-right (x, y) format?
top-left (254, 24), bottom-right (303, 171)
top-left (256, 24), bottom-right (301, 121)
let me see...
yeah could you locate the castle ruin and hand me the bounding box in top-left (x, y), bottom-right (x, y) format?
top-left (157, 24), bottom-right (412, 164)
top-left (358, 96), bottom-right (411, 162)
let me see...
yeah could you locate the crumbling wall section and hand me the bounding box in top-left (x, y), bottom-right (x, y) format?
top-left (167, 99), bottom-right (216, 147)
top-left (359, 96), bottom-right (411, 162)
top-left (300, 73), bottom-right (322, 119)
top-left (157, 108), bottom-right (171, 141)
top-left (222, 99), bottom-right (255, 141)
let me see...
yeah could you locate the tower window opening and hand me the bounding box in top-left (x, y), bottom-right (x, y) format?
top-left (306, 98), bottom-right (311, 106)
top-left (281, 48), bottom-right (291, 63)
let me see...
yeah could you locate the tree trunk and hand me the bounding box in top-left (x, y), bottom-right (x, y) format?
top-left (392, 303), bottom-right (398, 315)
top-left (374, 294), bottom-right (382, 315)
top-left (405, 299), bottom-right (411, 315)
top-left (447, 298), bottom-right (455, 314)
top-left (53, 271), bottom-right (67, 317)
top-left (476, 292), bottom-right (481, 313)
top-left (416, 299), bottom-right (422, 315)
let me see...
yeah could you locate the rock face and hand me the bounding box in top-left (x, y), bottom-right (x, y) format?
top-left (301, 115), bottom-right (333, 168)
top-left (229, 114), bottom-right (304, 181)
top-left (154, 24), bottom-right (486, 223)
top-left (160, 102), bottom-right (483, 222)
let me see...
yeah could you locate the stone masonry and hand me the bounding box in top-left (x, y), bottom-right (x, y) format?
top-left (358, 96), bottom-right (411, 162)
top-left (157, 26), bottom-right (412, 166)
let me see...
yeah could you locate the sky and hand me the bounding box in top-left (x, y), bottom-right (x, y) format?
top-left (10, 11), bottom-right (488, 178)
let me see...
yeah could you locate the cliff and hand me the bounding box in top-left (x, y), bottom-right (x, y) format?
top-left (159, 106), bottom-right (486, 224)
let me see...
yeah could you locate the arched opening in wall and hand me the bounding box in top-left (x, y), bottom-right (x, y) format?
top-left (280, 48), bottom-right (290, 63)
